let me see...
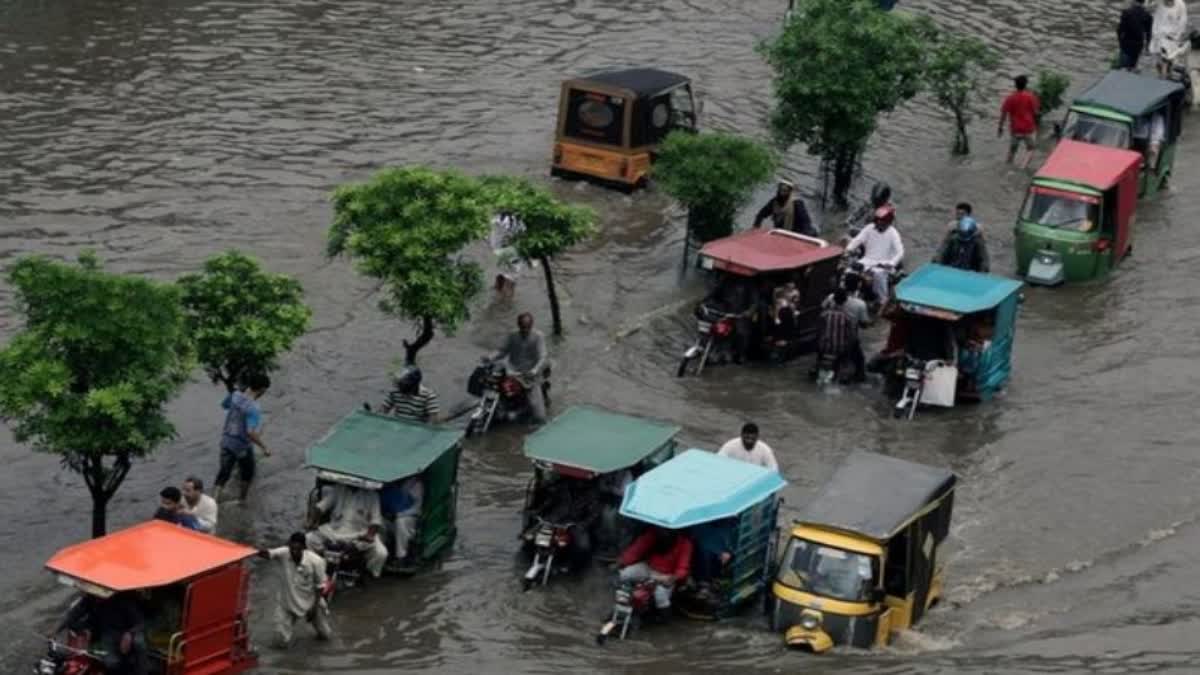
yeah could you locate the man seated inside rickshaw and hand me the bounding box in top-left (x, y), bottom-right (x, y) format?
top-left (677, 518), bottom-right (736, 612)
top-left (768, 283), bottom-right (801, 345)
top-left (307, 483), bottom-right (388, 578)
top-left (380, 476), bottom-right (423, 562)
top-left (954, 314), bottom-right (995, 395)
top-left (55, 591), bottom-right (149, 675)
top-left (1133, 110), bottom-right (1167, 169)
top-left (616, 525), bottom-right (694, 619)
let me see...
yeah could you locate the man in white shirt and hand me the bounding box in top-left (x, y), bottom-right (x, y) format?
top-left (306, 483), bottom-right (388, 578)
top-left (259, 533), bottom-right (332, 647)
top-left (717, 423), bottom-right (779, 472)
top-left (181, 477), bottom-right (218, 534)
top-left (846, 205), bottom-right (905, 303)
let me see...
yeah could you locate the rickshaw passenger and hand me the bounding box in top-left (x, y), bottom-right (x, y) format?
top-left (307, 483), bottom-right (388, 578)
top-left (56, 591), bottom-right (148, 675)
top-left (380, 476), bottom-right (424, 561)
top-left (617, 526), bottom-right (695, 612)
top-left (689, 518), bottom-right (735, 581)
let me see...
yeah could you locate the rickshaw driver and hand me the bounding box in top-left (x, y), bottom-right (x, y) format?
top-left (307, 483), bottom-right (388, 578)
top-left (845, 205), bottom-right (904, 303)
top-left (616, 525), bottom-right (695, 617)
top-left (55, 591), bottom-right (149, 675)
top-left (752, 179), bottom-right (818, 237)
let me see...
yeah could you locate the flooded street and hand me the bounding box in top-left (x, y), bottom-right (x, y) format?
top-left (4, 0), bottom-right (1200, 672)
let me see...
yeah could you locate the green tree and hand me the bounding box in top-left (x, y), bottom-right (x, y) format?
top-left (328, 167), bottom-right (492, 365)
top-left (178, 251), bottom-right (312, 392)
top-left (1034, 68), bottom-right (1071, 124)
top-left (924, 30), bottom-right (999, 155)
top-left (760, 0), bottom-right (932, 207)
top-left (482, 177), bottom-right (597, 336)
top-left (651, 131), bottom-right (777, 243)
top-left (0, 254), bottom-right (192, 537)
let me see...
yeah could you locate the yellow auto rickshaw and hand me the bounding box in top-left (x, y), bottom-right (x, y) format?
top-left (767, 451), bottom-right (956, 652)
top-left (550, 68), bottom-right (698, 191)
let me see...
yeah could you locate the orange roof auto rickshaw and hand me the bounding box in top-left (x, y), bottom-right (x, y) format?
top-left (550, 68), bottom-right (698, 191)
top-left (38, 521), bottom-right (258, 675)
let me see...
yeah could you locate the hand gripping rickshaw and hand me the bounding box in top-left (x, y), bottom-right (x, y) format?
top-left (768, 451), bottom-right (956, 653)
top-left (519, 405), bottom-right (680, 590)
top-left (38, 521), bottom-right (258, 675)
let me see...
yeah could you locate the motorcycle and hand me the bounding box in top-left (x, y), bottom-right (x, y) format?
top-left (596, 579), bottom-right (659, 644)
top-left (521, 517), bottom-right (576, 591)
top-left (34, 632), bottom-right (101, 675)
top-left (893, 356), bottom-right (945, 420)
top-left (466, 359), bottom-right (551, 435)
top-left (676, 305), bottom-right (738, 377)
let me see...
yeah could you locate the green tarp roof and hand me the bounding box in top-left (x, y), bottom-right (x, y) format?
top-left (523, 405), bottom-right (681, 474)
top-left (1074, 70), bottom-right (1183, 117)
top-left (305, 410), bottom-right (463, 483)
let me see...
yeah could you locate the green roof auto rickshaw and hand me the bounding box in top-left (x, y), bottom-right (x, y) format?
top-left (305, 410), bottom-right (463, 585)
top-left (1015, 139), bottom-right (1143, 286)
top-left (1061, 70), bottom-right (1185, 197)
top-left (768, 451), bottom-right (956, 653)
top-left (519, 405), bottom-right (680, 590)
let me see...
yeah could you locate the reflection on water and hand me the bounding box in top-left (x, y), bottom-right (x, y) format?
top-left (3, 0), bottom-right (1200, 672)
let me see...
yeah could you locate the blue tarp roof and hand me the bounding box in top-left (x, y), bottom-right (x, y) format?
top-left (895, 264), bottom-right (1023, 315)
top-left (619, 449), bottom-right (787, 529)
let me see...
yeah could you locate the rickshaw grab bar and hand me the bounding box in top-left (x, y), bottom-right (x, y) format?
top-left (766, 229), bottom-right (830, 248)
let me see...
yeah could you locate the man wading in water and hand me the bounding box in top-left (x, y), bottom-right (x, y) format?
top-left (214, 373), bottom-right (272, 503)
top-left (752, 179), bottom-right (818, 236)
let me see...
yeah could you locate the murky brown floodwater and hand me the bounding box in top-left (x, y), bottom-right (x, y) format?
top-left (4, 0), bottom-right (1200, 672)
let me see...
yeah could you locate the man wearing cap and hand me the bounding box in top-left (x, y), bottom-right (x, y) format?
top-left (380, 367), bottom-right (440, 423)
top-left (752, 180), bottom-right (818, 237)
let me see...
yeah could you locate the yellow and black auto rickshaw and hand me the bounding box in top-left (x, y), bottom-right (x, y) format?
top-left (550, 68), bottom-right (698, 191)
top-left (767, 451), bottom-right (956, 652)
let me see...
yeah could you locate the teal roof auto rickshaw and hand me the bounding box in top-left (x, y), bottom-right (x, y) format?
top-left (305, 410), bottom-right (463, 583)
top-left (1061, 70), bottom-right (1185, 197)
top-left (519, 405), bottom-right (680, 590)
top-left (768, 451), bottom-right (956, 653)
top-left (1015, 139), bottom-right (1143, 286)
top-left (597, 449), bottom-right (786, 642)
top-left (879, 264), bottom-right (1023, 420)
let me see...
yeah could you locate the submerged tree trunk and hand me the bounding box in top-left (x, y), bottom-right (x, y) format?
top-left (403, 316), bottom-right (435, 365)
top-left (82, 453), bottom-right (131, 538)
top-left (539, 256), bottom-right (564, 336)
top-left (953, 109), bottom-right (970, 155)
top-left (831, 147), bottom-right (858, 210)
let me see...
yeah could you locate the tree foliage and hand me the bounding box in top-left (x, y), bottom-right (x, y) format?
top-left (328, 167), bottom-right (492, 364)
top-left (652, 131), bottom-right (777, 242)
top-left (924, 30), bottom-right (999, 155)
top-left (178, 251), bottom-right (312, 392)
top-left (760, 0), bottom-right (932, 206)
top-left (0, 253), bottom-right (192, 537)
top-left (1034, 69), bottom-right (1071, 120)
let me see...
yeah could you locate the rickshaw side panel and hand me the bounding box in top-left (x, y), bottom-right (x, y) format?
top-left (177, 562), bottom-right (255, 675)
top-left (417, 443), bottom-right (462, 562)
top-left (974, 294), bottom-right (1020, 400)
top-left (721, 495), bottom-right (780, 614)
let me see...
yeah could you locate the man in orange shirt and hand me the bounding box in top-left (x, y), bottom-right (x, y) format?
top-left (617, 526), bottom-right (694, 616)
top-left (998, 75), bottom-right (1041, 168)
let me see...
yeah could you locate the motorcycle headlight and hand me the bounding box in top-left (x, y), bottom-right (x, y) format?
top-left (799, 610), bottom-right (822, 631)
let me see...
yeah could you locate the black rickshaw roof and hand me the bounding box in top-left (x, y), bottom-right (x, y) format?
top-left (797, 451), bottom-right (956, 541)
top-left (576, 68), bottom-right (690, 97)
top-left (1074, 71), bottom-right (1184, 117)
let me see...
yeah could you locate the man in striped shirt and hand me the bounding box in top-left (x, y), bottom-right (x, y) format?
top-left (818, 289), bottom-right (864, 383)
top-left (381, 367), bottom-right (440, 423)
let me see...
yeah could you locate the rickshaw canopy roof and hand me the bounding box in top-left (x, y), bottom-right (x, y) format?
top-left (576, 68), bottom-right (690, 97)
top-left (524, 405), bottom-right (680, 474)
top-left (699, 228), bottom-right (842, 275)
top-left (45, 521), bottom-right (257, 593)
top-left (797, 451), bottom-right (956, 541)
top-left (1074, 70), bottom-right (1184, 117)
top-left (620, 449), bottom-right (787, 528)
top-left (306, 410), bottom-right (463, 484)
top-left (1036, 139), bottom-right (1143, 191)
top-left (895, 264), bottom-right (1023, 315)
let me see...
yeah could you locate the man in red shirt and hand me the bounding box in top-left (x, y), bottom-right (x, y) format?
top-left (997, 75), bottom-right (1041, 168)
top-left (617, 526), bottom-right (694, 614)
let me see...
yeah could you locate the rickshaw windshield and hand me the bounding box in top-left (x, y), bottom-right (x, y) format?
top-left (564, 88), bottom-right (625, 146)
top-left (776, 537), bottom-right (877, 602)
top-left (1063, 111), bottom-right (1131, 148)
top-left (1021, 189), bottom-right (1100, 233)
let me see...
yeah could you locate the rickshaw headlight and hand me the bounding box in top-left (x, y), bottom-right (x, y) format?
top-left (799, 610), bottom-right (822, 630)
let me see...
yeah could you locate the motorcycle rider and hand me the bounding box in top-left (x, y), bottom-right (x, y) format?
top-left (306, 483), bottom-right (388, 579)
top-left (845, 181), bottom-right (893, 235)
top-left (844, 205), bottom-right (904, 304)
top-left (380, 366), bottom-right (440, 423)
top-left (1152, 0), bottom-right (1189, 77)
top-left (616, 525), bottom-right (695, 619)
top-left (752, 179), bottom-right (818, 236)
top-left (55, 591), bottom-right (148, 675)
top-left (488, 312), bottom-right (549, 424)
top-left (935, 215), bottom-right (990, 273)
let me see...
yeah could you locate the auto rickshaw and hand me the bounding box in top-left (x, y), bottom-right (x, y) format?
top-left (597, 449), bottom-right (786, 642)
top-left (519, 405), bottom-right (680, 589)
top-left (768, 451), bottom-right (956, 652)
top-left (1015, 139), bottom-right (1142, 286)
top-left (305, 409), bottom-right (463, 583)
top-left (39, 521), bottom-right (258, 674)
top-left (677, 228), bottom-right (843, 376)
top-left (550, 68), bottom-right (698, 191)
top-left (878, 264), bottom-right (1023, 420)
top-left (1060, 70), bottom-right (1185, 197)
